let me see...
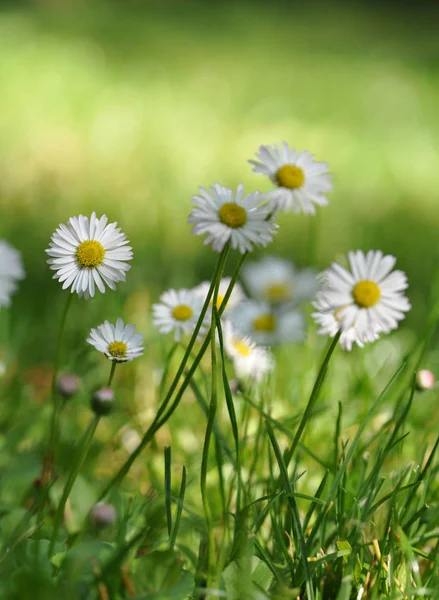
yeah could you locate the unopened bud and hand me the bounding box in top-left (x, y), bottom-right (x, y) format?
top-left (89, 502), bottom-right (117, 528)
top-left (91, 387), bottom-right (115, 416)
top-left (57, 372), bottom-right (81, 399)
top-left (416, 370), bottom-right (435, 391)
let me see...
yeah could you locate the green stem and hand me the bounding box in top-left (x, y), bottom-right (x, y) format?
top-left (97, 251), bottom-right (248, 500)
top-left (282, 332), bottom-right (340, 475)
top-left (107, 361), bottom-right (117, 387)
top-left (200, 280), bottom-right (220, 592)
top-left (48, 414), bottom-right (100, 557)
top-left (48, 293), bottom-right (75, 455)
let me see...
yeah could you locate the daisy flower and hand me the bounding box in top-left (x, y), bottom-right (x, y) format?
top-left (46, 212), bottom-right (132, 299)
top-left (188, 183), bottom-right (277, 253)
top-left (0, 240), bottom-right (25, 307)
top-left (87, 318), bottom-right (144, 362)
top-left (242, 256), bottom-right (317, 306)
top-left (312, 296), bottom-right (380, 351)
top-left (249, 142), bottom-right (332, 214)
top-left (223, 321), bottom-right (273, 383)
top-left (193, 277), bottom-right (245, 314)
top-left (152, 288), bottom-right (207, 342)
top-left (313, 250), bottom-right (411, 342)
top-left (230, 300), bottom-right (306, 346)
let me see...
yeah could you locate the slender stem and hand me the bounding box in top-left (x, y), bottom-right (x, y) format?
top-left (48, 415), bottom-right (100, 557)
top-left (97, 251), bottom-right (249, 500)
top-left (107, 362), bottom-right (117, 387)
top-left (282, 332), bottom-right (341, 474)
top-left (48, 293), bottom-right (75, 455)
top-left (200, 281), bottom-right (220, 592)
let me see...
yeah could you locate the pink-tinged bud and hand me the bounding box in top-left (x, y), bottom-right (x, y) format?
top-left (91, 387), bottom-right (115, 416)
top-left (416, 370), bottom-right (435, 391)
top-left (89, 502), bottom-right (117, 528)
top-left (57, 372), bottom-right (81, 399)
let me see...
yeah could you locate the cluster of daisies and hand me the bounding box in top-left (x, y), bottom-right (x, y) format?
top-left (153, 257), bottom-right (318, 382)
top-left (0, 142), bottom-right (411, 383)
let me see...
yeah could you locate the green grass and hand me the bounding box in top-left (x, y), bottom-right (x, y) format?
top-left (1, 1), bottom-right (439, 598)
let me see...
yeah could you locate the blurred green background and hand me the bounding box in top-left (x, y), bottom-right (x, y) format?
top-left (1, 0), bottom-right (439, 360)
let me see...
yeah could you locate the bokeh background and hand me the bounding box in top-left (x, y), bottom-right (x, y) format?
top-left (1, 0), bottom-right (439, 363)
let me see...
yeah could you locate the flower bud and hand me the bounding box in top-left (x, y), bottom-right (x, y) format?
top-left (57, 372), bottom-right (81, 399)
top-left (416, 369), bottom-right (435, 391)
top-left (91, 387), bottom-right (115, 416)
top-left (89, 502), bottom-right (117, 528)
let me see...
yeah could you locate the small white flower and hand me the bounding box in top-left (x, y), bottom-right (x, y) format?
top-left (249, 142), bottom-right (332, 214)
top-left (230, 300), bottom-right (306, 346)
top-left (46, 212), bottom-right (132, 299)
top-left (223, 321), bottom-right (273, 383)
top-left (0, 240), bottom-right (25, 307)
top-left (87, 318), bottom-right (144, 362)
top-left (193, 277), bottom-right (245, 315)
top-left (152, 288), bottom-right (207, 342)
top-left (242, 256), bottom-right (317, 306)
top-left (313, 250), bottom-right (411, 343)
top-left (188, 183), bottom-right (277, 253)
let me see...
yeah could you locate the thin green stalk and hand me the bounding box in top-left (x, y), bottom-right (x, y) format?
top-left (200, 292), bottom-right (220, 592)
top-left (282, 332), bottom-right (340, 474)
top-left (107, 361), bottom-right (117, 387)
top-left (98, 251), bottom-right (248, 500)
top-left (48, 293), bottom-right (75, 456)
top-left (48, 415), bottom-right (100, 557)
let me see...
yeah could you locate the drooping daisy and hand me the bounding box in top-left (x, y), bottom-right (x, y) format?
top-left (223, 321), bottom-right (274, 383)
top-left (0, 240), bottom-right (25, 307)
top-left (242, 256), bottom-right (317, 306)
top-left (313, 250), bottom-right (411, 341)
top-left (312, 296), bottom-right (380, 351)
top-left (188, 183), bottom-right (277, 253)
top-left (230, 300), bottom-right (306, 346)
top-left (87, 318), bottom-right (144, 362)
top-left (152, 288), bottom-right (207, 342)
top-left (249, 142), bottom-right (332, 214)
top-left (193, 277), bottom-right (245, 314)
top-left (46, 212), bottom-right (132, 299)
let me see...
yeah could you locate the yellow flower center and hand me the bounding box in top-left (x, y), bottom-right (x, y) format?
top-left (218, 203), bottom-right (247, 229)
top-left (108, 341), bottom-right (127, 359)
top-left (352, 280), bottom-right (381, 308)
top-left (265, 283), bottom-right (291, 303)
top-left (253, 313), bottom-right (276, 332)
top-left (172, 304), bottom-right (193, 321)
top-left (275, 164), bottom-right (305, 189)
top-left (213, 294), bottom-right (226, 310)
top-left (232, 338), bottom-right (251, 356)
top-left (76, 240), bottom-right (105, 268)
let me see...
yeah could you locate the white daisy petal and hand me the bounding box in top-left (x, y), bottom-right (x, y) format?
top-left (249, 143), bottom-right (332, 214)
top-left (152, 288), bottom-right (209, 342)
top-left (313, 249), bottom-right (410, 350)
top-left (87, 318), bottom-right (144, 363)
top-left (188, 183), bottom-right (277, 254)
top-left (46, 213), bottom-right (132, 298)
top-left (230, 300), bottom-right (306, 346)
top-left (222, 321), bottom-right (274, 383)
top-left (0, 240), bottom-right (26, 307)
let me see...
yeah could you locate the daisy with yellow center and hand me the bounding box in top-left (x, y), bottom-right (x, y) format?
top-left (230, 300), bottom-right (306, 347)
top-left (242, 256), bottom-right (317, 307)
top-left (0, 240), bottom-right (25, 307)
top-left (249, 142), bottom-right (332, 214)
top-left (46, 212), bottom-right (132, 299)
top-left (193, 278), bottom-right (245, 315)
top-left (312, 250), bottom-right (411, 345)
top-left (188, 183), bottom-right (277, 254)
top-left (87, 318), bottom-right (144, 363)
top-left (222, 321), bottom-right (274, 383)
top-left (152, 288), bottom-right (207, 342)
